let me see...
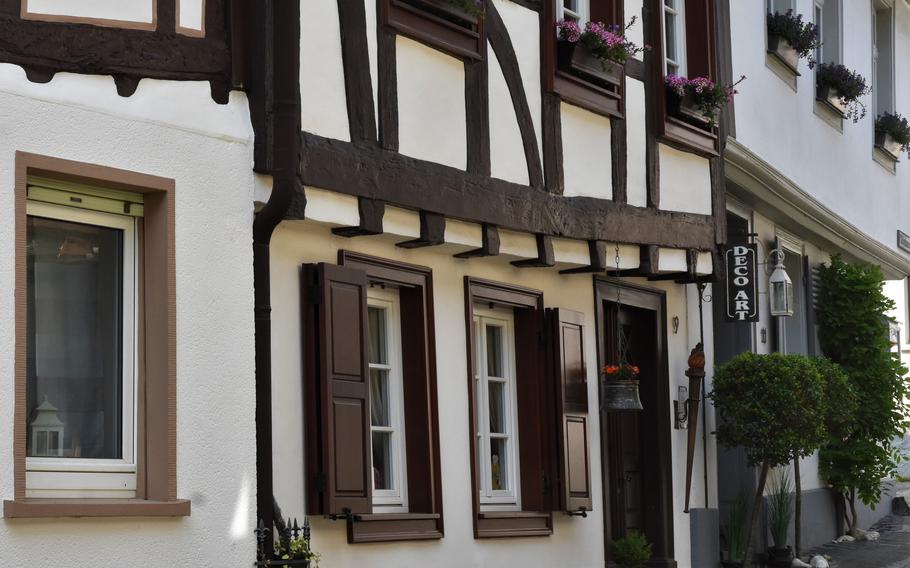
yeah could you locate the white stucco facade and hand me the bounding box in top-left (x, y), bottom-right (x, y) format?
top-left (0, 67), bottom-right (259, 566)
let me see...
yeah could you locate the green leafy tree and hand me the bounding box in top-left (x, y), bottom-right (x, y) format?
top-left (816, 256), bottom-right (910, 536)
top-left (712, 353), bottom-right (829, 566)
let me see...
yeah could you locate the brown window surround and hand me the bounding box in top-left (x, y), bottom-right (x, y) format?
top-left (648, 0), bottom-right (721, 157)
top-left (4, 152), bottom-right (187, 519)
top-left (463, 278), bottom-right (593, 538)
top-left (19, 0), bottom-right (159, 31)
top-left (380, 0), bottom-right (485, 60)
top-left (543, 0), bottom-right (625, 118)
top-left (302, 253), bottom-right (443, 543)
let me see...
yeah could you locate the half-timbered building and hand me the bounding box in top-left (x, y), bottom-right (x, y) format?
top-left (255, 0), bottom-right (732, 566)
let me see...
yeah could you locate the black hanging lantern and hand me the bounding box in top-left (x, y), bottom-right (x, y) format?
top-left (601, 375), bottom-right (644, 413)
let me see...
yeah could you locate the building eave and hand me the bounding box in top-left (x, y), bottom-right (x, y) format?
top-left (724, 137), bottom-right (910, 280)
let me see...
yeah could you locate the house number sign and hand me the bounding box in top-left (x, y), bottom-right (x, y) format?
top-left (725, 244), bottom-right (759, 322)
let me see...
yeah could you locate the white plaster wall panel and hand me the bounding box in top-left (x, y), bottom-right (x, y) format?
top-left (561, 103), bottom-right (613, 199)
top-left (488, 44), bottom-right (530, 185)
top-left (270, 222), bottom-right (716, 568)
top-left (364, 0), bottom-right (379, 129)
top-left (623, 0), bottom-right (645, 48)
top-left (300, 0), bottom-right (351, 141)
top-left (0, 75), bottom-right (257, 565)
top-left (696, 251), bottom-right (713, 275)
top-left (658, 144), bottom-right (712, 215)
top-left (303, 186), bottom-right (360, 227)
top-left (396, 37), bottom-right (467, 169)
top-left (498, 229), bottom-right (538, 258)
top-left (625, 78), bottom-right (649, 207)
top-left (383, 206), bottom-right (422, 238)
top-left (493, 0), bottom-right (543, 169)
top-left (24, 0), bottom-right (153, 24)
top-left (552, 238), bottom-right (591, 266)
top-left (658, 248), bottom-right (688, 272)
top-left (178, 0), bottom-right (204, 33)
top-left (729, 0), bottom-right (910, 255)
top-left (444, 219), bottom-right (483, 248)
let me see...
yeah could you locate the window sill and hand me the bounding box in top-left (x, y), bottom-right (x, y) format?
top-left (349, 512), bottom-right (442, 543)
top-left (552, 70), bottom-right (623, 119)
top-left (765, 52), bottom-right (798, 91)
top-left (813, 100), bottom-right (844, 133)
top-left (3, 498), bottom-right (191, 519)
top-left (476, 510), bottom-right (552, 538)
top-left (383, 0), bottom-right (484, 60)
top-left (873, 147), bottom-right (898, 174)
top-left (661, 117), bottom-right (719, 158)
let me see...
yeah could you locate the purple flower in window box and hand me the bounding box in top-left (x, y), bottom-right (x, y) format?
top-left (766, 10), bottom-right (822, 72)
top-left (665, 74), bottom-right (746, 129)
top-left (556, 17), bottom-right (647, 88)
top-left (816, 63), bottom-right (870, 122)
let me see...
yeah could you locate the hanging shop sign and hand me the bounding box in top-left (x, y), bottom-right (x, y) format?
top-left (725, 244), bottom-right (759, 322)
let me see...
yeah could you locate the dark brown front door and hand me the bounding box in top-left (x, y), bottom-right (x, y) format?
top-left (595, 279), bottom-right (675, 568)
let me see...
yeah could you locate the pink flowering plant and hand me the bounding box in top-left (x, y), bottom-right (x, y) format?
top-left (557, 17), bottom-right (647, 67)
top-left (665, 74), bottom-right (746, 127)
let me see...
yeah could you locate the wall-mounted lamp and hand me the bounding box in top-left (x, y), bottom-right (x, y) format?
top-left (767, 248), bottom-right (794, 317)
top-left (674, 385), bottom-right (689, 429)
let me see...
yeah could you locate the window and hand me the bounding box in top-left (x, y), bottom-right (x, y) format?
top-left (367, 289), bottom-right (408, 511)
top-left (473, 307), bottom-right (520, 509)
top-left (766, 0), bottom-right (792, 15)
top-left (663, 0), bottom-right (686, 76)
top-left (814, 0), bottom-right (840, 65)
top-left (25, 201), bottom-right (137, 498)
top-left (304, 253), bottom-right (443, 543)
top-left (6, 153), bottom-right (186, 519)
top-left (557, 0), bottom-right (589, 24)
top-left (872, 3), bottom-right (894, 117)
top-left (464, 278), bottom-right (593, 538)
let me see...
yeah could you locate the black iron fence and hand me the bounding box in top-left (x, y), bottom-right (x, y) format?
top-left (255, 514), bottom-right (314, 567)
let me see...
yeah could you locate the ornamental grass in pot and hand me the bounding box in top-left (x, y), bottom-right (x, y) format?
top-left (815, 63), bottom-right (870, 122)
top-left (766, 10), bottom-right (822, 72)
top-left (664, 74), bottom-right (745, 129)
top-left (875, 112), bottom-right (910, 161)
top-left (766, 468), bottom-right (794, 567)
top-left (556, 17), bottom-right (646, 87)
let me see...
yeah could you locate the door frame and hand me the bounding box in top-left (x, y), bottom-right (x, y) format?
top-left (594, 277), bottom-right (676, 567)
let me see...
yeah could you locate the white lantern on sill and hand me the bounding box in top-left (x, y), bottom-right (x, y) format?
top-left (30, 396), bottom-right (65, 457)
top-left (768, 251), bottom-right (794, 317)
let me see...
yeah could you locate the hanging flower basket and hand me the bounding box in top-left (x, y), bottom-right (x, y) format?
top-left (601, 364), bottom-right (643, 412)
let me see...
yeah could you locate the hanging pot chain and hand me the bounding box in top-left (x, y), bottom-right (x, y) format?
top-left (614, 244), bottom-right (622, 306)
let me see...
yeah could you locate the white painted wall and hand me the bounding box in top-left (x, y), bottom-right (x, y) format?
top-left (0, 66), bottom-right (258, 566)
top-left (659, 144), bottom-right (713, 215)
top-left (397, 37), bottom-right (467, 170)
top-left (300, 0), bottom-right (350, 142)
top-left (24, 0), bottom-right (153, 24)
top-left (178, 0), bottom-right (204, 33)
top-left (561, 103), bottom-right (613, 198)
top-left (270, 217), bottom-right (719, 568)
top-left (730, 0), bottom-right (910, 257)
top-left (625, 78), bottom-right (649, 207)
top-left (489, 44), bottom-right (530, 185)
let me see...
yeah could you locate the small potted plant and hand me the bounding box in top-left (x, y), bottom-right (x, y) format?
top-left (556, 17), bottom-right (646, 88)
top-left (766, 10), bottom-right (822, 72)
top-left (601, 362), bottom-right (643, 412)
top-left (766, 468), bottom-right (794, 567)
top-left (720, 493), bottom-right (748, 567)
top-left (273, 534), bottom-right (320, 567)
top-left (665, 74), bottom-right (746, 129)
top-left (874, 112), bottom-right (910, 161)
top-left (610, 531), bottom-right (652, 568)
top-left (816, 63), bottom-right (870, 122)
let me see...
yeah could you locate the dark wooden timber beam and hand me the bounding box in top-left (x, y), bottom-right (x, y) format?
top-left (331, 197), bottom-right (385, 237)
top-left (560, 241), bottom-right (608, 274)
top-left (297, 133), bottom-right (717, 250)
top-left (454, 224), bottom-right (501, 259)
top-left (337, 0), bottom-right (377, 143)
top-left (511, 235), bottom-right (555, 268)
top-left (397, 211), bottom-right (446, 249)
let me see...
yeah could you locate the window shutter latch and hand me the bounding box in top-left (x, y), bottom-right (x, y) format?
top-left (328, 507), bottom-right (354, 522)
top-left (566, 507), bottom-right (588, 518)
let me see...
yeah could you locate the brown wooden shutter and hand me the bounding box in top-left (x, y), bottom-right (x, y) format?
top-left (590, 0), bottom-right (620, 27)
top-left (548, 308), bottom-right (592, 513)
top-left (303, 263), bottom-right (372, 516)
top-left (684, 0), bottom-right (716, 80)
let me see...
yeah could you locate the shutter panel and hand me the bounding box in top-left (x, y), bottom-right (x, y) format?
top-left (683, 0), bottom-right (716, 80)
top-left (303, 263), bottom-right (372, 516)
top-left (589, 0), bottom-right (620, 27)
top-left (549, 308), bottom-right (592, 513)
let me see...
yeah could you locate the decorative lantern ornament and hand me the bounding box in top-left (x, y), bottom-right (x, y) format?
top-left (768, 249), bottom-right (794, 317)
top-left (30, 396), bottom-right (65, 457)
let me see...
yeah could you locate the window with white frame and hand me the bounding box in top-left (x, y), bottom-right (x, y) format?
top-left (557, 0), bottom-right (589, 24)
top-left (367, 288), bottom-right (408, 511)
top-left (766, 0), bottom-right (793, 16)
top-left (663, 0), bottom-right (686, 76)
top-left (473, 307), bottom-right (520, 509)
top-left (872, 2), bottom-right (894, 117)
top-left (814, 0), bottom-right (841, 65)
top-left (26, 199), bottom-right (138, 498)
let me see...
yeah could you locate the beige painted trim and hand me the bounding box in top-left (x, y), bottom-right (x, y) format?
top-left (20, 0), bottom-right (158, 31)
top-left (7, 152), bottom-right (182, 518)
top-left (175, 0), bottom-right (206, 38)
top-left (725, 138), bottom-right (910, 279)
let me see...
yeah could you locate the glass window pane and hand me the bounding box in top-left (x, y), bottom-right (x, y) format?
top-left (488, 381), bottom-right (506, 434)
top-left (368, 307), bottom-right (387, 365)
top-left (665, 13), bottom-right (677, 63)
top-left (486, 325), bottom-right (503, 378)
top-left (27, 216), bottom-right (123, 460)
top-left (372, 431), bottom-right (393, 490)
top-left (370, 369), bottom-right (390, 427)
top-left (490, 438), bottom-right (509, 491)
